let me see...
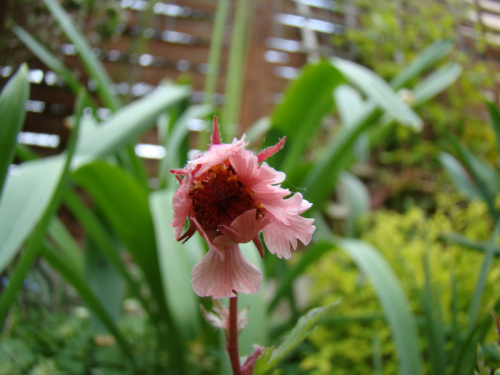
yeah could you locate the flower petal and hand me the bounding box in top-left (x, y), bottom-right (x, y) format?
top-left (262, 213), bottom-right (315, 259)
top-left (191, 245), bottom-right (262, 298)
top-left (215, 209), bottom-right (268, 246)
top-left (190, 137), bottom-right (247, 177)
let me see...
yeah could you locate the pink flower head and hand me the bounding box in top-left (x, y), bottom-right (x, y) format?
top-left (171, 116), bottom-right (315, 299)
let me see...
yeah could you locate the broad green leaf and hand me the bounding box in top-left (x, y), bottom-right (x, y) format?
top-left (0, 92), bottom-right (82, 321)
top-left (390, 39), bottom-right (455, 89)
top-left (72, 161), bottom-right (162, 309)
top-left (331, 58), bottom-right (423, 130)
top-left (85, 236), bottom-right (123, 333)
top-left (486, 101), bottom-right (500, 152)
top-left (47, 217), bottom-right (83, 275)
top-left (74, 84), bottom-right (190, 163)
top-left (338, 239), bottom-right (422, 375)
top-left (439, 152), bottom-right (481, 199)
top-left (72, 160), bottom-right (187, 368)
top-left (0, 63), bottom-right (29, 198)
top-left (335, 84), bottom-right (365, 127)
top-left (150, 189), bottom-right (202, 341)
top-left (254, 303), bottom-right (335, 374)
top-left (268, 61), bottom-right (346, 173)
top-left (0, 156), bottom-right (64, 274)
top-left (12, 25), bottom-right (82, 94)
top-left (339, 172), bottom-right (370, 237)
top-left (42, 0), bottom-right (121, 111)
top-left (413, 63), bottom-right (462, 105)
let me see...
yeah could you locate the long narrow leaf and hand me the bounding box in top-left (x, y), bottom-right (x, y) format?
top-left (74, 84), bottom-right (190, 163)
top-left (331, 58), bottom-right (423, 130)
top-left (390, 39), bottom-right (455, 89)
top-left (255, 304), bottom-right (335, 374)
top-left (0, 63), bottom-right (29, 198)
top-left (0, 91), bottom-right (84, 322)
top-left (439, 152), bottom-right (481, 199)
top-left (486, 101), bottom-right (500, 152)
top-left (13, 25), bottom-right (82, 94)
top-left (150, 189), bottom-right (202, 341)
top-left (42, 0), bottom-right (121, 111)
top-left (412, 63), bottom-right (462, 105)
top-left (338, 239), bottom-right (423, 375)
top-left (268, 61), bottom-right (345, 173)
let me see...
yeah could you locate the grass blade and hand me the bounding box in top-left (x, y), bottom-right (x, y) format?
top-left (0, 63), bottom-right (29, 198)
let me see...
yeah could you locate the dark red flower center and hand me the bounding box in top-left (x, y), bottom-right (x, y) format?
top-left (189, 164), bottom-right (264, 232)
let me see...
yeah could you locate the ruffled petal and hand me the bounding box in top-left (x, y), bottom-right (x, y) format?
top-left (191, 245), bottom-right (262, 299)
top-left (214, 209), bottom-right (269, 247)
top-left (262, 214), bottom-right (315, 259)
top-left (190, 137), bottom-right (247, 177)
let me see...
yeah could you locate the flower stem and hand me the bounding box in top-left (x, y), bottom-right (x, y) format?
top-left (227, 295), bottom-right (241, 375)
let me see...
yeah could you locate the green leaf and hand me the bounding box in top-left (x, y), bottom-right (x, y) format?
top-left (331, 58), bottom-right (423, 130)
top-left (12, 25), bottom-right (82, 94)
top-left (302, 103), bottom-right (380, 207)
top-left (486, 101), bottom-right (500, 152)
top-left (42, 0), bottom-right (121, 111)
top-left (0, 91), bottom-right (83, 322)
top-left (254, 304), bottom-right (335, 374)
top-left (0, 63), bottom-right (29, 198)
top-left (149, 189), bottom-right (203, 341)
top-left (335, 84), bottom-right (365, 127)
top-left (338, 239), bottom-right (423, 375)
top-left (390, 39), bottom-right (455, 89)
top-left (412, 63), bottom-right (462, 105)
top-left (74, 84), bottom-right (190, 163)
top-left (0, 156), bottom-right (64, 274)
top-left (47, 217), bottom-right (84, 275)
top-left (439, 152), bottom-right (481, 199)
top-left (85, 236), bottom-right (123, 333)
top-left (269, 61), bottom-right (345, 173)
top-left (71, 161), bottom-right (187, 369)
top-left (339, 172), bottom-right (370, 237)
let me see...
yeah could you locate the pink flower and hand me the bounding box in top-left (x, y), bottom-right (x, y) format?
top-left (171, 117), bottom-right (315, 299)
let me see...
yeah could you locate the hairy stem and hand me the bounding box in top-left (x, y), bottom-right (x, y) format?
top-left (227, 295), bottom-right (241, 375)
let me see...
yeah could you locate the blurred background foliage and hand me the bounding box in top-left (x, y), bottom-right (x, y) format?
top-left (1, 0), bottom-right (500, 374)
